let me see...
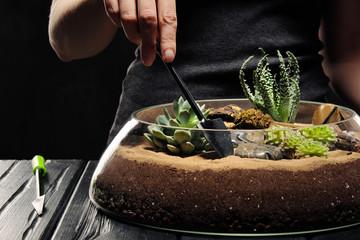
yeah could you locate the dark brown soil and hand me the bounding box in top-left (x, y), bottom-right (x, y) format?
top-left (94, 154), bottom-right (360, 233)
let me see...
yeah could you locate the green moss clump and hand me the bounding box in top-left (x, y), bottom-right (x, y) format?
top-left (233, 109), bottom-right (272, 129)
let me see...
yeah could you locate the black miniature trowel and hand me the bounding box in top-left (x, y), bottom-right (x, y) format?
top-left (156, 42), bottom-right (234, 157)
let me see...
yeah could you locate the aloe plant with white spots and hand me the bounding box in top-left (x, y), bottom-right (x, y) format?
top-left (144, 97), bottom-right (213, 155)
top-left (239, 48), bottom-right (300, 123)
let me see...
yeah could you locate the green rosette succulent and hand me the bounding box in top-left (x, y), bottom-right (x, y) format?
top-left (296, 140), bottom-right (329, 158)
top-left (299, 125), bottom-right (337, 146)
top-left (281, 129), bottom-right (305, 150)
top-left (264, 126), bottom-right (290, 146)
top-left (239, 48), bottom-right (300, 123)
top-left (265, 125), bottom-right (337, 158)
top-left (144, 97), bottom-right (213, 155)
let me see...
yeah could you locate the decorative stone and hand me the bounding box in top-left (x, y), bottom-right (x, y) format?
top-left (208, 104), bottom-right (243, 122)
top-left (312, 104), bottom-right (344, 125)
top-left (235, 142), bottom-right (282, 160)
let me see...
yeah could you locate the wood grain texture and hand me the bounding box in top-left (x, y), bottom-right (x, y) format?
top-left (180, 234), bottom-right (308, 240)
top-left (51, 161), bottom-right (178, 240)
top-left (0, 159), bottom-right (86, 240)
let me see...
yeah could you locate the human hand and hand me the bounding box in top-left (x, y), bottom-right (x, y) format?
top-left (104, 0), bottom-right (177, 66)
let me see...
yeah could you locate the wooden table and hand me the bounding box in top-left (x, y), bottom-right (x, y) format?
top-left (1, 160), bottom-right (359, 240)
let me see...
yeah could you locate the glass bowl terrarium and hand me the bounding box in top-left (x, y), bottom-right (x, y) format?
top-left (89, 98), bottom-right (360, 236)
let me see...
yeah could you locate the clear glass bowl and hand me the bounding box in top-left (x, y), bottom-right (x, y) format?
top-left (89, 99), bottom-right (360, 236)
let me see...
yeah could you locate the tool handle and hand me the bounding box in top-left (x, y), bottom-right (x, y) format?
top-left (156, 41), bottom-right (205, 122)
top-left (32, 155), bottom-right (47, 177)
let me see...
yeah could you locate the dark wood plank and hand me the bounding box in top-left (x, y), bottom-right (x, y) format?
top-left (0, 160), bottom-right (16, 178)
top-left (180, 233), bottom-right (308, 240)
top-left (51, 161), bottom-right (177, 240)
top-left (0, 159), bottom-right (87, 240)
top-left (310, 226), bottom-right (360, 240)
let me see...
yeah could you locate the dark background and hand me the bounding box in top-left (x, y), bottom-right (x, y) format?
top-left (0, 1), bottom-right (136, 160)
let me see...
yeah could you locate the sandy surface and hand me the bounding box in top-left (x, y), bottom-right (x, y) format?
top-left (115, 139), bottom-right (360, 172)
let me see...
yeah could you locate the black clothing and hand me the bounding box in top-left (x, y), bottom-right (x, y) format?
top-left (108, 0), bottom-right (329, 142)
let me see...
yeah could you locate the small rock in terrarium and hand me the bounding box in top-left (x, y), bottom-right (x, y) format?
top-left (312, 104), bottom-right (344, 125)
top-left (235, 142), bottom-right (282, 160)
top-left (208, 104), bottom-right (243, 122)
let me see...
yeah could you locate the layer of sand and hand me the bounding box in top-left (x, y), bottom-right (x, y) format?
top-left (116, 139), bottom-right (360, 172)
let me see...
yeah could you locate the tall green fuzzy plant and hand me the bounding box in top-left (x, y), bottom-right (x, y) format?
top-left (239, 48), bottom-right (300, 123)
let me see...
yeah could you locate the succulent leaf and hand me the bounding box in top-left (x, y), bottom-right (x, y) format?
top-left (148, 125), bottom-right (163, 136)
top-left (277, 50), bottom-right (291, 122)
top-left (163, 107), bottom-right (172, 120)
top-left (188, 107), bottom-right (196, 121)
top-left (181, 100), bottom-right (191, 111)
top-left (166, 136), bottom-right (178, 146)
top-left (282, 130), bottom-right (304, 149)
top-left (203, 108), bottom-right (211, 118)
top-left (144, 133), bottom-right (156, 147)
top-left (258, 66), bottom-right (282, 121)
top-left (265, 126), bottom-right (289, 146)
top-left (203, 143), bottom-right (214, 151)
top-left (191, 130), bottom-right (202, 139)
top-left (239, 56), bottom-right (256, 104)
top-left (153, 138), bottom-right (167, 149)
top-left (181, 142), bottom-right (195, 154)
top-left (179, 110), bottom-right (191, 126)
top-left (174, 130), bottom-right (192, 144)
top-left (163, 126), bottom-right (175, 136)
top-left (173, 99), bottom-right (180, 119)
top-left (299, 126), bottom-right (337, 146)
top-left (296, 140), bottom-right (329, 158)
top-left (167, 144), bottom-right (181, 154)
top-left (192, 137), bottom-right (206, 148)
top-left (169, 118), bottom-right (180, 127)
top-left (151, 127), bottom-right (167, 140)
top-left (156, 115), bottom-right (169, 126)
